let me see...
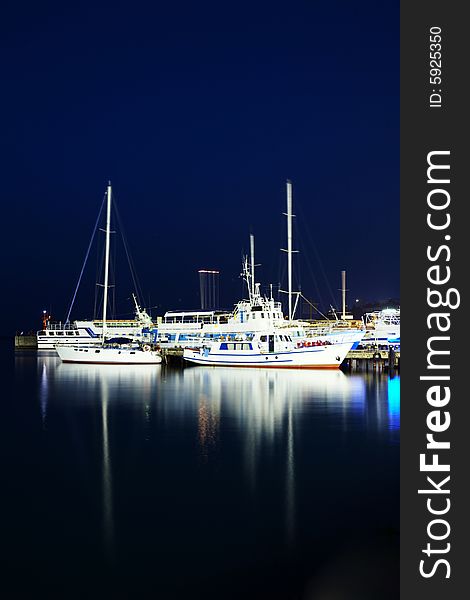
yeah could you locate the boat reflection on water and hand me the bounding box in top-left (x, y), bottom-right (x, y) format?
top-left (179, 367), bottom-right (366, 433)
top-left (29, 356), bottom-right (399, 559)
top-left (100, 374), bottom-right (114, 561)
top-left (34, 357), bottom-right (161, 558)
top-left (55, 361), bottom-right (161, 399)
top-left (174, 368), bottom-right (366, 547)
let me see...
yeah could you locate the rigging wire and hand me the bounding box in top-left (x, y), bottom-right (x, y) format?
top-left (110, 233), bottom-right (117, 319)
top-left (94, 235), bottom-right (105, 320)
top-left (298, 293), bottom-right (331, 321)
top-left (295, 197), bottom-right (337, 307)
top-left (296, 228), bottom-right (325, 309)
top-left (65, 194), bottom-right (106, 324)
top-left (112, 195), bottom-right (146, 307)
top-left (277, 201), bottom-right (287, 304)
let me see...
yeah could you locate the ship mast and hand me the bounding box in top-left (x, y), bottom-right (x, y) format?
top-left (281, 180), bottom-right (298, 320)
top-left (341, 270), bottom-right (347, 320)
top-left (102, 181), bottom-right (112, 343)
top-left (286, 180), bottom-right (293, 321)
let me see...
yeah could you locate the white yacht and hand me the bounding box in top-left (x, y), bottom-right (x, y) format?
top-left (183, 329), bottom-right (352, 369)
top-left (360, 308), bottom-right (400, 347)
top-left (55, 183), bottom-right (162, 365)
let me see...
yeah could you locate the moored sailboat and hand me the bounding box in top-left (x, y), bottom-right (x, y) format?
top-left (55, 182), bottom-right (161, 365)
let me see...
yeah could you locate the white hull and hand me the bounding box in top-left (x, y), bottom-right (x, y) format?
top-left (361, 309), bottom-right (400, 347)
top-left (184, 341), bottom-right (352, 369)
top-left (361, 331), bottom-right (400, 346)
top-left (56, 345), bottom-right (162, 364)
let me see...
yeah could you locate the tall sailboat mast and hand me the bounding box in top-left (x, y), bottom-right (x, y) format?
top-left (102, 181), bottom-right (112, 343)
top-left (286, 180), bottom-right (293, 321)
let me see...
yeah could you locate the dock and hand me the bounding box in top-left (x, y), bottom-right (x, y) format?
top-left (14, 335), bottom-right (37, 350)
top-left (342, 348), bottom-right (400, 371)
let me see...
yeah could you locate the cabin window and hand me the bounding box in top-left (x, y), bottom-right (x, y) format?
top-left (260, 335), bottom-right (267, 342)
top-left (48, 332), bottom-right (55, 336)
top-left (66, 332), bottom-right (75, 336)
top-left (38, 331), bottom-right (47, 336)
top-left (242, 343), bottom-right (252, 350)
top-left (227, 343), bottom-right (235, 350)
top-left (220, 343), bottom-right (228, 350)
top-left (56, 332), bottom-right (64, 336)
top-left (75, 331), bottom-right (80, 335)
top-left (261, 313), bottom-right (265, 318)
top-left (95, 350), bottom-right (100, 353)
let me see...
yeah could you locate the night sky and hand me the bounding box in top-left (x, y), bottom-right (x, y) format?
top-left (1, 1), bottom-right (399, 332)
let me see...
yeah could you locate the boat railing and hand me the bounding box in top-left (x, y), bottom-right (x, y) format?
top-left (46, 322), bottom-right (78, 331)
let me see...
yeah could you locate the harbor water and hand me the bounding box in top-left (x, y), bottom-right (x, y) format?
top-left (1, 339), bottom-right (399, 599)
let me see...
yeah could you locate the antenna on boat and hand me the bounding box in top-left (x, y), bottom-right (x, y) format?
top-left (102, 181), bottom-right (112, 343)
top-left (132, 293), bottom-right (140, 313)
top-left (250, 234), bottom-right (255, 299)
top-left (241, 257), bottom-right (251, 303)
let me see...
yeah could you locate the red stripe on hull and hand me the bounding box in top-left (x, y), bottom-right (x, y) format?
top-left (61, 360), bottom-right (160, 365)
top-left (184, 362), bottom-right (340, 369)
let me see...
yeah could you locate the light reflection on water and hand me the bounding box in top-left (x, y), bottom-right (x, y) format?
top-left (38, 360), bottom-right (48, 429)
top-left (34, 355), bottom-right (400, 451)
top-left (100, 376), bottom-right (114, 561)
top-left (29, 356), bottom-right (400, 557)
top-left (387, 375), bottom-right (401, 431)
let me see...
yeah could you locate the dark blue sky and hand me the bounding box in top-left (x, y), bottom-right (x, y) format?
top-left (1, 1), bottom-right (399, 331)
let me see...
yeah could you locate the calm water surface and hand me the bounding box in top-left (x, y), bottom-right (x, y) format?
top-left (1, 340), bottom-right (399, 599)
